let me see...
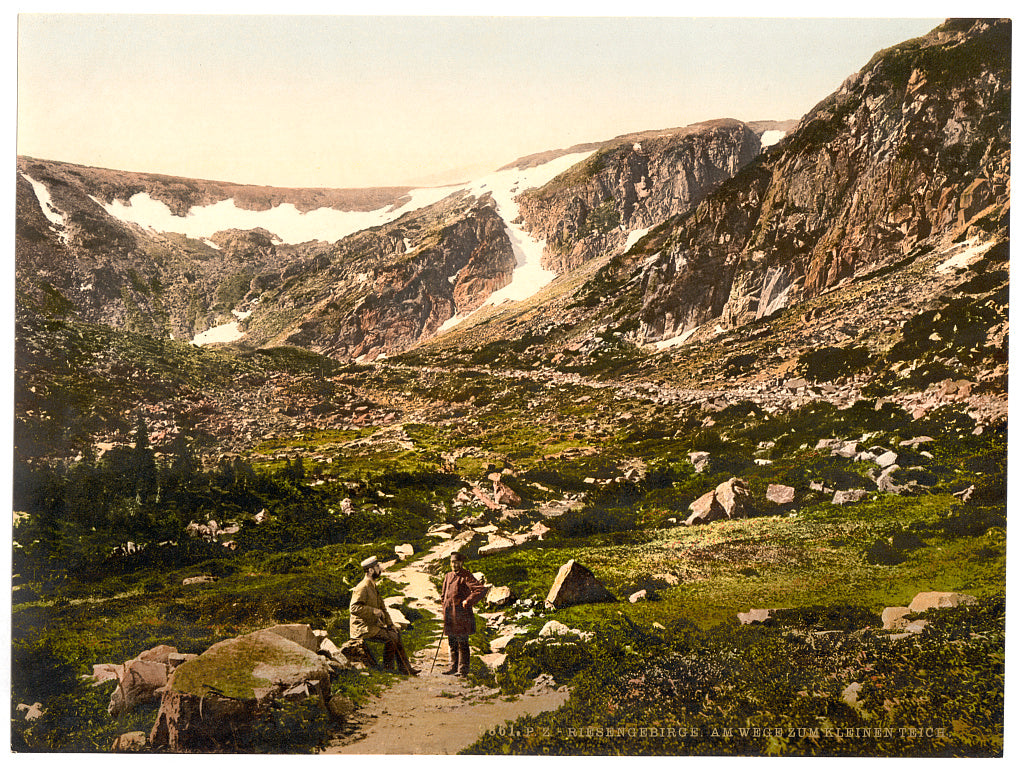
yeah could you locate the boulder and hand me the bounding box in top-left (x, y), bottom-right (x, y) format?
top-left (137, 645), bottom-right (178, 665)
top-left (182, 575), bottom-right (216, 586)
top-left (327, 694), bottom-right (357, 720)
top-left (486, 585), bottom-right (516, 608)
top-left (737, 608), bottom-right (787, 625)
top-left (881, 606), bottom-right (912, 631)
top-left (338, 639), bottom-right (376, 668)
top-left (766, 484), bottom-right (795, 505)
top-left (688, 451), bottom-right (711, 473)
top-left (539, 620), bottom-right (593, 641)
top-left (478, 533), bottom-right (517, 556)
top-left (394, 543), bottom-right (415, 560)
top-left (109, 658), bottom-right (169, 717)
top-left (832, 489), bottom-right (870, 505)
top-left (545, 559), bottom-right (616, 609)
top-left (493, 480), bottom-right (522, 507)
top-left (150, 629), bottom-right (333, 751)
top-left (111, 731), bottom-right (148, 752)
top-left (168, 653), bottom-right (198, 668)
top-left (263, 623), bottom-right (320, 653)
top-left (872, 448), bottom-right (897, 466)
top-left (431, 530), bottom-right (486, 562)
top-left (16, 702), bottom-right (43, 721)
top-left (629, 589), bottom-right (648, 603)
top-left (685, 477), bottom-right (754, 525)
top-left (479, 652), bottom-right (507, 671)
top-left (89, 663), bottom-right (123, 686)
top-left (490, 634), bottom-right (516, 652)
top-left (908, 591), bottom-right (978, 613)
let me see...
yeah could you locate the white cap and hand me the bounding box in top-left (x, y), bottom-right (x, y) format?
top-left (361, 556), bottom-right (379, 569)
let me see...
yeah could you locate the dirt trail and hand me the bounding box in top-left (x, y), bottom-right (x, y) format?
top-left (323, 544), bottom-right (569, 755)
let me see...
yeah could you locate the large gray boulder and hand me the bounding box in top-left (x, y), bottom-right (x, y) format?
top-left (545, 559), bottom-right (616, 609)
top-left (150, 628), bottom-right (333, 751)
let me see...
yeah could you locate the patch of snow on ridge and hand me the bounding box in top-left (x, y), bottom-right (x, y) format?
top-left (438, 150), bottom-right (595, 334)
top-left (760, 130), bottom-right (786, 149)
top-left (90, 185), bottom-right (463, 245)
top-left (22, 174), bottom-right (69, 241)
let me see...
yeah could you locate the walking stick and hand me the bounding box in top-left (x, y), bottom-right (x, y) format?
top-left (428, 632), bottom-right (444, 673)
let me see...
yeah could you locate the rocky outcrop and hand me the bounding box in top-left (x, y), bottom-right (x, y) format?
top-left (516, 120), bottom-right (765, 273)
top-left (149, 627), bottom-right (334, 751)
top-left (634, 19), bottom-right (1010, 344)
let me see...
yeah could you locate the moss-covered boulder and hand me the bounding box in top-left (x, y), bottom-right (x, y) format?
top-left (150, 628), bottom-right (333, 751)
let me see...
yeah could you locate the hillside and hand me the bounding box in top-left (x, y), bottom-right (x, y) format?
top-left (11, 18), bottom-right (1008, 757)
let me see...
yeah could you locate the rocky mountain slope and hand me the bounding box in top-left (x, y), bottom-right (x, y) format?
top-left (16, 116), bottom-right (785, 357)
top-left (618, 18), bottom-right (1011, 342)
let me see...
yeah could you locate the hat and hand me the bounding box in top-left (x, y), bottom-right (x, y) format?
top-left (361, 556), bottom-right (379, 569)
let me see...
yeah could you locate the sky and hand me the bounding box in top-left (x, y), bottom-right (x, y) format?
top-left (15, 8), bottom-right (948, 189)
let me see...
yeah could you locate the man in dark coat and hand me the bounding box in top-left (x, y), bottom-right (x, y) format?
top-left (440, 551), bottom-right (488, 676)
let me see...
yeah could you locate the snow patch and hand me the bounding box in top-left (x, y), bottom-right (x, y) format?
top-left (624, 226), bottom-right (651, 252)
top-left (190, 322), bottom-right (245, 346)
top-left (935, 238), bottom-right (995, 274)
top-left (760, 130), bottom-right (786, 149)
top-left (22, 173), bottom-right (69, 242)
top-left (91, 185), bottom-right (463, 245)
top-left (438, 150), bottom-right (595, 334)
top-left (654, 327), bottom-right (698, 350)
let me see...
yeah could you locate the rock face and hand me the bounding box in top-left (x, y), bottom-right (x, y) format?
top-left (149, 628), bottom-right (333, 751)
top-left (516, 119), bottom-right (768, 273)
top-left (545, 559), bottom-right (616, 609)
top-left (632, 19), bottom-right (1010, 344)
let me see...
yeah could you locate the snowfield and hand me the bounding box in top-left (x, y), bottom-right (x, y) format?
top-left (760, 130), bottom-right (786, 149)
top-left (28, 149), bottom-right (598, 346)
top-left (89, 185), bottom-right (464, 245)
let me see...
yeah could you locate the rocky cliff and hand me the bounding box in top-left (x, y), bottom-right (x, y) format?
top-left (245, 192), bottom-right (518, 360)
top-left (627, 18), bottom-right (1010, 342)
top-left (515, 120), bottom-right (770, 273)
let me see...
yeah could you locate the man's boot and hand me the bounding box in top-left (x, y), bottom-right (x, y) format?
top-left (395, 642), bottom-right (419, 676)
top-left (382, 642), bottom-right (397, 672)
top-left (456, 637), bottom-right (471, 677)
top-left (441, 636), bottom-right (459, 675)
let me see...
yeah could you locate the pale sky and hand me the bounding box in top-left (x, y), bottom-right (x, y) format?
top-left (17, 10), bottom-right (945, 189)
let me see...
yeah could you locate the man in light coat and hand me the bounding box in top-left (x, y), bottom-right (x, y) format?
top-left (441, 551), bottom-right (488, 676)
top-left (349, 556), bottom-right (418, 675)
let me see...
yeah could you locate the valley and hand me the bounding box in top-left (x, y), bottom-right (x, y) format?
top-left (11, 18), bottom-right (1008, 757)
